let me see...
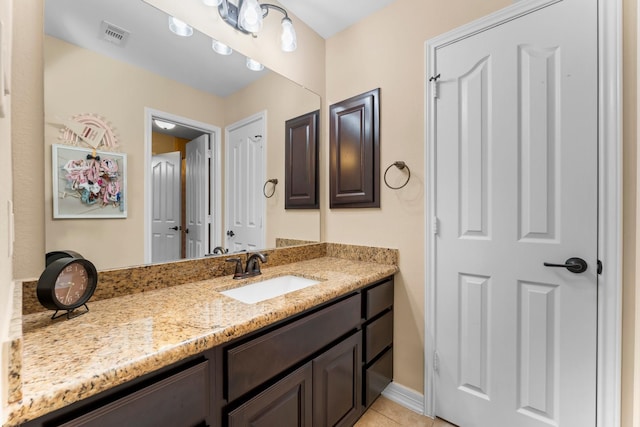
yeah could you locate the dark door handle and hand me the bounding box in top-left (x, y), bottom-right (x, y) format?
top-left (543, 257), bottom-right (588, 274)
top-left (227, 230), bottom-right (235, 237)
top-left (184, 228), bottom-right (189, 234)
top-left (169, 226), bottom-right (180, 231)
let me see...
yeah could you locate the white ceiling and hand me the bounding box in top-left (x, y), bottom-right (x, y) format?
top-left (278, 0), bottom-right (397, 39)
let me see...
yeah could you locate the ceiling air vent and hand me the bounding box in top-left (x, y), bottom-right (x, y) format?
top-left (100, 21), bottom-right (130, 46)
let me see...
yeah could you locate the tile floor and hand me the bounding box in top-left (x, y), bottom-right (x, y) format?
top-left (355, 396), bottom-right (457, 427)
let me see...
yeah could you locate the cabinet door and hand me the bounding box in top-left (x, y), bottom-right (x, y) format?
top-left (228, 363), bottom-right (312, 427)
top-left (329, 89), bottom-right (380, 208)
top-left (313, 331), bottom-right (362, 427)
top-left (285, 110), bottom-right (319, 209)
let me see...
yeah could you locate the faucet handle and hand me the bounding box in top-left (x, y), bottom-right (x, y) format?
top-left (225, 258), bottom-right (244, 277)
top-left (246, 252), bottom-right (268, 275)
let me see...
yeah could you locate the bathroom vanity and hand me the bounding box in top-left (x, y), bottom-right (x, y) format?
top-left (5, 244), bottom-right (397, 427)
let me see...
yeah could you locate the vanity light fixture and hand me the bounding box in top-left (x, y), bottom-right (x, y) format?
top-left (168, 16), bottom-right (193, 37)
top-left (154, 119), bottom-right (176, 130)
top-left (246, 58), bottom-right (264, 71)
top-left (212, 39), bottom-right (233, 55)
top-left (206, 0), bottom-right (297, 53)
top-left (202, 0), bottom-right (223, 6)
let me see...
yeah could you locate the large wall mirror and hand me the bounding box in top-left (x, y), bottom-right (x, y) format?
top-left (43, 0), bottom-right (321, 270)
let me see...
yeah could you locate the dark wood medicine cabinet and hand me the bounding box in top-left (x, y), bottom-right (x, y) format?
top-left (329, 88), bottom-right (380, 208)
top-left (285, 110), bottom-right (319, 209)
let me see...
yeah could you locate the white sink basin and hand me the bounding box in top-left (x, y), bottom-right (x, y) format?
top-left (220, 275), bottom-right (321, 304)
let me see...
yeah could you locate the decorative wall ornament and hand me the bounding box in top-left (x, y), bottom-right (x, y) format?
top-left (57, 113), bottom-right (119, 151)
top-left (52, 144), bottom-right (127, 219)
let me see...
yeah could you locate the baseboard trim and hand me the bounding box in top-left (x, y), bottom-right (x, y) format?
top-left (381, 381), bottom-right (425, 415)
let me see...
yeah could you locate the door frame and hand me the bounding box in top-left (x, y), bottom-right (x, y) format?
top-left (424, 1), bottom-right (622, 426)
top-left (224, 110), bottom-right (267, 251)
top-left (143, 107), bottom-right (222, 263)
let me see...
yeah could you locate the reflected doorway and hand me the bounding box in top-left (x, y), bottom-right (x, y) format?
top-left (144, 108), bottom-right (222, 264)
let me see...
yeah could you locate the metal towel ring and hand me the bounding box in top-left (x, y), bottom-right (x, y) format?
top-left (263, 178), bottom-right (278, 198)
top-left (383, 161), bottom-right (411, 190)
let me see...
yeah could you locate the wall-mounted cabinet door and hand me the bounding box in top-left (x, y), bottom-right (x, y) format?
top-left (285, 110), bottom-right (319, 209)
top-left (329, 89), bottom-right (380, 208)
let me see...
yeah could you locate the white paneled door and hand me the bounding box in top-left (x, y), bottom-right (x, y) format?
top-left (225, 113), bottom-right (266, 252)
top-left (151, 151), bottom-right (181, 263)
top-left (186, 134), bottom-right (210, 259)
top-left (433, 0), bottom-right (598, 426)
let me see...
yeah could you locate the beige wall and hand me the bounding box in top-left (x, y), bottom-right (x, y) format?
top-left (224, 72), bottom-right (321, 248)
top-left (12, 0), bottom-right (43, 280)
top-left (43, 36), bottom-right (226, 271)
top-left (0, 1), bottom-right (13, 423)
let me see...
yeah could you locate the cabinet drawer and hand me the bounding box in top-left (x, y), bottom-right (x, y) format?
top-left (59, 361), bottom-right (209, 427)
top-left (364, 348), bottom-right (393, 407)
top-left (364, 310), bottom-right (393, 363)
top-left (363, 278), bottom-right (393, 320)
top-left (227, 294), bottom-right (360, 402)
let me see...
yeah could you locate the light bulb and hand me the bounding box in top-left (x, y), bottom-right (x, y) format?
top-left (280, 17), bottom-right (297, 52)
top-left (239, 0), bottom-right (263, 33)
top-left (212, 39), bottom-right (233, 55)
top-left (246, 58), bottom-right (264, 71)
top-left (168, 16), bottom-right (193, 37)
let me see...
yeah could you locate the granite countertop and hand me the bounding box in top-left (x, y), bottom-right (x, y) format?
top-left (5, 256), bottom-right (397, 426)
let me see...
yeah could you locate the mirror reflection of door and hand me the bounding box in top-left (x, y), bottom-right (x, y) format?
top-left (148, 112), bottom-right (221, 263)
top-left (151, 151), bottom-right (181, 263)
top-left (185, 134), bottom-right (209, 258)
top-left (226, 112), bottom-right (266, 252)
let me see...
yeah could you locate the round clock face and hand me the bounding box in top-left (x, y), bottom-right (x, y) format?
top-left (53, 261), bottom-right (90, 307)
top-left (37, 257), bottom-right (98, 311)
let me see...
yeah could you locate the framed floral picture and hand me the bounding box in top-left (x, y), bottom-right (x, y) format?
top-left (52, 144), bottom-right (127, 218)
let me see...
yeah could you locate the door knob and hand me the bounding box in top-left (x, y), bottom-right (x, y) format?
top-left (543, 257), bottom-right (588, 274)
top-left (169, 226), bottom-right (180, 231)
top-left (227, 230), bottom-right (235, 237)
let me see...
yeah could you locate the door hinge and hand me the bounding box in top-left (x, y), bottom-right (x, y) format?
top-left (432, 216), bottom-right (440, 235)
top-left (429, 74), bottom-right (441, 99)
top-left (433, 351), bottom-right (440, 374)
top-left (206, 149), bottom-right (212, 159)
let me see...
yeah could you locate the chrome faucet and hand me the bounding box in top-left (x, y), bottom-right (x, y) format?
top-left (226, 252), bottom-right (268, 279)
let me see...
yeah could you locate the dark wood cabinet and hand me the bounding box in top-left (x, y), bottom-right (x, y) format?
top-left (361, 277), bottom-right (394, 408)
top-left (23, 276), bottom-right (394, 427)
top-left (285, 110), bottom-right (319, 209)
top-left (329, 88), bottom-right (380, 208)
top-left (225, 294), bottom-right (360, 402)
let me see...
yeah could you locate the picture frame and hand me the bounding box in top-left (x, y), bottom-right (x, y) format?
top-left (52, 144), bottom-right (127, 219)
